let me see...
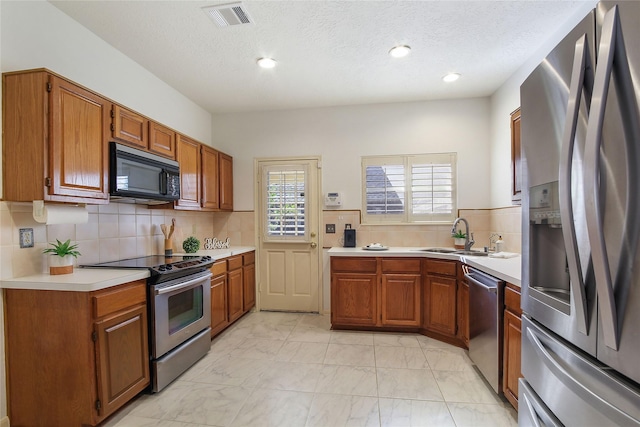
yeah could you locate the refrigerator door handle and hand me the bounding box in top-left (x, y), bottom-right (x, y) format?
top-left (527, 325), bottom-right (624, 422)
top-left (584, 5), bottom-right (640, 350)
top-left (558, 33), bottom-right (593, 335)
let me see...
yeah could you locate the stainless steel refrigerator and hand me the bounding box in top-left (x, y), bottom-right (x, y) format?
top-left (520, 2), bottom-right (640, 425)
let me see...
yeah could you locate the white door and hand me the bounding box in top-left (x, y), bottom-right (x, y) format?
top-left (256, 158), bottom-right (321, 312)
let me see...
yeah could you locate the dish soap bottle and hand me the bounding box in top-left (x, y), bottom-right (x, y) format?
top-left (495, 235), bottom-right (504, 253)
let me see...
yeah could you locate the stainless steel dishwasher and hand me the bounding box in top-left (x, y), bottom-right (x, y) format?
top-left (464, 266), bottom-right (505, 394)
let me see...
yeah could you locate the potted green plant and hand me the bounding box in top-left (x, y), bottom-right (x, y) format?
top-left (452, 230), bottom-right (467, 249)
top-left (43, 239), bottom-right (81, 275)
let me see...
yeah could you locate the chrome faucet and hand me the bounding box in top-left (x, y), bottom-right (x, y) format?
top-left (451, 217), bottom-right (475, 251)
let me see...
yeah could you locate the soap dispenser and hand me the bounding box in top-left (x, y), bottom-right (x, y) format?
top-left (495, 235), bottom-right (504, 253)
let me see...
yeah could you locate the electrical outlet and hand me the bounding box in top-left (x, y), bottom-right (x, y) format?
top-left (19, 228), bottom-right (34, 248)
top-left (345, 224), bottom-right (351, 229)
top-left (326, 224), bottom-right (336, 234)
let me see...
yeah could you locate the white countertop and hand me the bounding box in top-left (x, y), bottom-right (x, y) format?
top-left (327, 247), bottom-right (521, 286)
top-left (0, 269), bottom-right (150, 292)
top-left (1, 246), bottom-right (256, 292)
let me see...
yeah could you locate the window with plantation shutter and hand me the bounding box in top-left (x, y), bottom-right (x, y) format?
top-left (362, 153), bottom-right (456, 224)
top-left (263, 164), bottom-right (309, 241)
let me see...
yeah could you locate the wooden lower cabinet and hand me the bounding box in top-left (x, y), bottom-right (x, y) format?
top-left (381, 258), bottom-right (421, 327)
top-left (3, 280), bottom-right (150, 426)
top-left (332, 272), bottom-right (378, 326)
top-left (208, 251), bottom-right (256, 338)
top-left (503, 284), bottom-right (522, 410)
top-left (457, 278), bottom-right (470, 347)
top-left (331, 257), bottom-right (422, 328)
top-left (210, 260), bottom-right (229, 337)
top-left (227, 255), bottom-right (245, 323)
top-left (422, 259), bottom-right (458, 338)
top-left (243, 251), bottom-right (256, 312)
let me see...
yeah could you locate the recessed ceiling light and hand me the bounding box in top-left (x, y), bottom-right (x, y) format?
top-left (443, 73), bottom-right (461, 83)
top-left (257, 57), bottom-right (277, 69)
top-left (389, 45), bottom-right (411, 58)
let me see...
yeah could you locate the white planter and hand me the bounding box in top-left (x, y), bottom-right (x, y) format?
top-left (454, 237), bottom-right (466, 249)
top-left (49, 255), bottom-right (74, 275)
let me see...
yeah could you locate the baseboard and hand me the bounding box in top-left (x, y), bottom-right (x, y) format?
top-left (0, 415), bottom-right (10, 427)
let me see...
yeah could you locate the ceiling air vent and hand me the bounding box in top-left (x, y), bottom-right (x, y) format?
top-left (203, 2), bottom-right (253, 27)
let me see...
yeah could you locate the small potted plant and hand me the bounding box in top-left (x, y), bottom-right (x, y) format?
top-left (43, 239), bottom-right (81, 275)
top-left (452, 230), bottom-right (467, 249)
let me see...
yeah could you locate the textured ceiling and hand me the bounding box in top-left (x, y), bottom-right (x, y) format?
top-left (49, 1), bottom-right (587, 114)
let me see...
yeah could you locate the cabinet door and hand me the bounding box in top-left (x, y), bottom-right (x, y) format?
top-left (49, 75), bottom-right (110, 201)
top-left (423, 274), bottom-right (457, 336)
top-left (149, 120), bottom-right (176, 159)
top-left (331, 273), bottom-right (378, 326)
top-left (243, 262), bottom-right (256, 312)
top-left (211, 273), bottom-right (229, 337)
top-left (381, 273), bottom-right (421, 327)
top-left (112, 104), bottom-right (147, 149)
top-left (201, 145), bottom-right (220, 210)
top-left (228, 267), bottom-right (244, 322)
top-left (94, 303), bottom-right (150, 419)
top-left (503, 308), bottom-right (522, 410)
top-left (219, 152), bottom-right (234, 211)
top-left (176, 134), bottom-right (201, 209)
top-left (457, 280), bottom-right (469, 347)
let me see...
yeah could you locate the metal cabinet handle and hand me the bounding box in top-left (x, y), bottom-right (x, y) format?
top-left (464, 273), bottom-right (497, 294)
top-left (584, 5), bottom-right (640, 350)
top-left (155, 272), bottom-right (212, 295)
top-left (559, 33), bottom-right (593, 335)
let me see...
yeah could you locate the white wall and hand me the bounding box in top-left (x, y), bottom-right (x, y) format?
top-left (489, 0), bottom-right (598, 208)
top-left (213, 97), bottom-right (492, 211)
top-left (0, 1), bottom-right (215, 422)
top-left (0, 1), bottom-right (212, 149)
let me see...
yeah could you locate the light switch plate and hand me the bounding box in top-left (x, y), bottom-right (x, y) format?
top-left (19, 228), bottom-right (34, 248)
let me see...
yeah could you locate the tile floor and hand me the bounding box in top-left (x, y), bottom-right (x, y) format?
top-left (104, 311), bottom-right (517, 427)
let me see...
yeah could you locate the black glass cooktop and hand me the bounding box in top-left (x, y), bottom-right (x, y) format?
top-left (82, 255), bottom-right (200, 269)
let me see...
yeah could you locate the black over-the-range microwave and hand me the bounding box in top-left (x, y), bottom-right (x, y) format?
top-left (109, 142), bottom-right (180, 203)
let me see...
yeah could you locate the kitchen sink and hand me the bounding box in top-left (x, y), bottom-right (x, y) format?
top-left (453, 250), bottom-right (488, 257)
top-left (415, 248), bottom-right (457, 253)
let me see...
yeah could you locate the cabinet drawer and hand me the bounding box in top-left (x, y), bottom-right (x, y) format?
top-left (93, 280), bottom-right (147, 319)
top-left (424, 259), bottom-right (457, 277)
top-left (210, 260), bottom-right (227, 276)
top-left (381, 258), bottom-right (421, 274)
top-left (243, 251), bottom-right (255, 266)
top-left (227, 255), bottom-right (243, 271)
top-left (331, 257), bottom-right (377, 273)
top-left (505, 284), bottom-right (522, 316)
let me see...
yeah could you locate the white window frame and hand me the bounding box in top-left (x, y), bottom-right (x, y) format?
top-left (361, 153), bottom-right (457, 225)
top-left (262, 164), bottom-right (310, 242)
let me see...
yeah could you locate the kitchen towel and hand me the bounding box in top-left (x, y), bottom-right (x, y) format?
top-left (33, 200), bottom-right (89, 225)
top-left (489, 251), bottom-right (519, 259)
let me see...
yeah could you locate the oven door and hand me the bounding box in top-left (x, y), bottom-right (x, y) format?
top-left (151, 270), bottom-right (212, 358)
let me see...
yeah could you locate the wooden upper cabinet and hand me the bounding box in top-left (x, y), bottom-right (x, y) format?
top-left (201, 145), bottom-right (220, 210)
top-left (112, 104), bottom-right (147, 149)
top-left (149, 120), bottom-right (176, 159)
top-left (511, 107), bottom-right (522, 204)
top-left (219, 152), bottom-right (234, 211)
top-left (176, 134), bottom-right (202, 210)
top-left (3, 70), bottom-right (110, 203)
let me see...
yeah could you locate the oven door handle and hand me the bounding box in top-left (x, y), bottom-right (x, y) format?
top-left (154, 272), bottom-right (212, 295)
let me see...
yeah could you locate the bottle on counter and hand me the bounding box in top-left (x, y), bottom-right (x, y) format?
top-left (495, 235), bottom-right (504, 253)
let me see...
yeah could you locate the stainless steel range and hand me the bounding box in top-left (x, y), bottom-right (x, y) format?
top-left (83, 255), bottom-right (214, 392)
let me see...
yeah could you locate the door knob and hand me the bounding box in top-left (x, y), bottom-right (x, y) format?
top-left (310, 242), bottom-right (317, 249)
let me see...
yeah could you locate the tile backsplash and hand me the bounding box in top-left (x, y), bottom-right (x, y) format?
top-left (0, 200), bottom-right (522, 280)
top-left (0, 201), bottom-right (255, 280)
top-left (322, 207), bottom-right (522, 253)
